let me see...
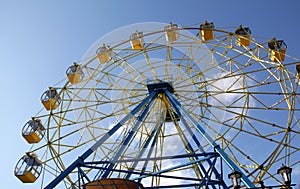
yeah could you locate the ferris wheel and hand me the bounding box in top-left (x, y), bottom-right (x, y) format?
top-left (15, 22), bottom-right (300, 189)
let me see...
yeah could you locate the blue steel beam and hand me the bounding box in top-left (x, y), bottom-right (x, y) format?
top-left (44, 91), bottom-right (157, 189)
top-left (81, 163), bottom-right (210, 182)
top-left (132, 154), bottom-right (215, 180)
top-left (180, 110), bottom-right (227, 189)
top-left (197, 155), bottom-right (219, 189)
top-left (170, 116), bottom-right (218, 188)
top-left (138, 115), bottom-right (163, 181)
top-left (100, 93), bottom-right (156, 179)
top-left (164, 89), bottom-right (256, 188)
top-left (77, 166), bottom-right (90, 187)
top-left (125, 115), bottom-right (164, 179)
top-left (84, 152), bottom-right (218, 164)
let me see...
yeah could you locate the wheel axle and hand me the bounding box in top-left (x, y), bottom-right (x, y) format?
top-left (146, 81), bottom-right (174, 94)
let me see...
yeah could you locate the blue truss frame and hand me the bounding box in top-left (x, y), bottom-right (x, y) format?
top-left (44, 83), bottom-right (255, 189)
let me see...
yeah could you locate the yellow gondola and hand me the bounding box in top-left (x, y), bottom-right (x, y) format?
top-left (41, 87), bottom-right (61, 110)
top-left (268, 38), bottom-right (287, 62)
top-left (96, 44), bottom-right (112, 63)
top-left (66, 62), bottom-right (84, 84)
top-left (235, 25), bottom-right (251, 47)
top-left (200, 21), bottom-right (214, 41)
top-left (15, 153), bottom-right (42, 183)
top-left (130, 31), bottom-right (144, 50)
top-left (164, 23), bottom-right (179, 42)
top-left (22, 118), bottom-right (45, 144)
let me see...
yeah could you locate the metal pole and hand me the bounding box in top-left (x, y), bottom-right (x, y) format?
top-left (44, 91), bottom-right (157, 189)
top-left (164, 89), bottom-right (255, 188)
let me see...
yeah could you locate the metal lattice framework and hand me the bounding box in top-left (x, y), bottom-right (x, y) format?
top-left (15, 22), bottom-right (300, 189)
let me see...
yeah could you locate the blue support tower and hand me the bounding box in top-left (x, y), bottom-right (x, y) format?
top-left (44, 81), bottom-right (255, 189)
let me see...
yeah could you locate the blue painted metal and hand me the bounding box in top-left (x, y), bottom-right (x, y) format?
top-left (77, 166), bottom-right (90, 187)
top-left (144, 182), bottom-right (221, 189)
top-left (198, 154), bottom-right (219, 189)
top-left (172, 117), bottom-right (209, 177)
top-left (44, 82), bottom-right (256, 189)
top-left (80, 158), bottom-right (223, 184)
top-left (179, 109), bottom-right (227, 189)
top-left (74, 145), bottom-right (226, 188)
top-left (138, 116), bottom-right (163, 181)
top-left (85, 152), bottom-right (218, 163)
top-left (169, 115), bottom-right (221, 189)
top-left (132, 154), bottom-right (215, 180)
top-left (147, 81), bottom-right (175, 93)
top-left (44, 91), bottom-right (157, 189)
top-left (164, 89), bottom-right (256, 188)
top-left (93, 161), bottom-right (110, 181)
top-left (100, 94), bottom-right (156, 179)
top-left (125, 115), bottom-right (164, 179)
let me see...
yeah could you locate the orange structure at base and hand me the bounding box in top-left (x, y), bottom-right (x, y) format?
top-left (84, 179), bottom-right (144, 189)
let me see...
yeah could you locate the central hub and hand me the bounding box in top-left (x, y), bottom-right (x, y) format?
top-left (146, 81), bottom-right (174, 94)
top-left (147, 80), bottom-right (179, 122)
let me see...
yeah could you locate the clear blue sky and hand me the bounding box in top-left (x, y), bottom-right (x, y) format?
top-left (1, 0), bottom-right (299, 188)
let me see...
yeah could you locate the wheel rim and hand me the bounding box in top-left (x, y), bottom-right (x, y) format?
top-left (17, 22), bottom-right (300, 188)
